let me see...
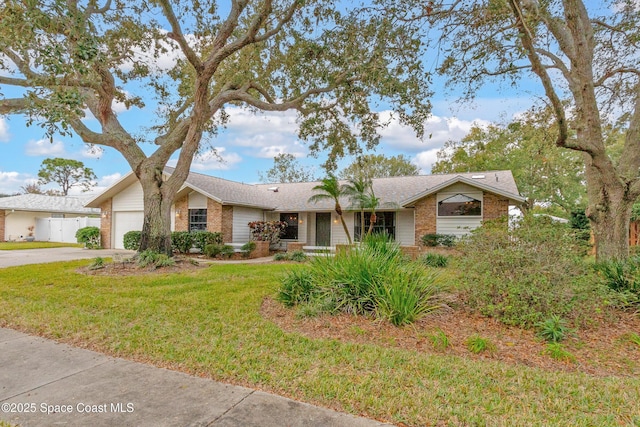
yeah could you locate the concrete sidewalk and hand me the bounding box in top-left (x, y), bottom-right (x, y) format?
top-left (0, 328), bottom-right (391, 427)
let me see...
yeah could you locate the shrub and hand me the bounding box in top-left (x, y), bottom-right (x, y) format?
top-left (191, 231), bottom-right (223, 252)
top-left (457, 215), bottom-right (606, 328)
top-left (273, 252), bottom-right (288, 261)
top-left (123, 231), bottom-right (141, 251)
top-left (248, 221), bottom-right (287, 245)
top-left (466, 335), bottom-right (496, 354)
top-left (204, 243), bottom-right (223, 258)
top-left (593, 257), bottom-right (640, 309)
top-left (289, 250), bottom-right (308, 262)
top-left (278, 268), bottom-right (317, 307)
top-left (220, 245), bottom-right (235, 259)
top-left (171, 231), bottom-right (194, 254)
top-left (137, 250), bottom-right (159, 267)
top-left (76, 226), bottom-right (101, 249)
top-left (88, 257), bottom-right (105, 270)
top-left (537, 315), bottom-right (570, 343)
top-left (277, 234), bottom-right (443, 325)
top-left (420, 253), bottom-right (450, 268)
top-left (241, 241), bottom-right (256, 258)
top-left (428, 329), bottom-right (450, 351)
top-left (543, 343), bottom-right (576, 363)
top-left (136, 250), bottom-right (175, 268)
top-left (421, 233), bottom-right (456, 247)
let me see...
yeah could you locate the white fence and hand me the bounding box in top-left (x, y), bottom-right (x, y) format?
top-left (34, 217), bottom-right (101, 243)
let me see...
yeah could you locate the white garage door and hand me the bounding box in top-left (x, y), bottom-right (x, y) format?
top-left (113, 211), bottom-right (144, 249)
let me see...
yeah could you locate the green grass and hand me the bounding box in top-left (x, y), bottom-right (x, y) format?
top-left (0, 241), bottom-right (83, 250)
top-left (0, 262), bottom-right (639, 426)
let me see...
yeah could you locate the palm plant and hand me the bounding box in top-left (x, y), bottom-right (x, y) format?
top-left (342, 176), bottom-right (371, 242)
top-left (309, 175), bottom-right (352, 244)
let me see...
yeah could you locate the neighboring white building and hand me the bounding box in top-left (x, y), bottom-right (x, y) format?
top-left (0, 194), bottom-right (100, 242)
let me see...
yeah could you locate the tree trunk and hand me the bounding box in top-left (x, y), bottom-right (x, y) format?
top-left (139, 176), bottom-right (174, 256)
top-left (585, 163), bottom-right (633, 261)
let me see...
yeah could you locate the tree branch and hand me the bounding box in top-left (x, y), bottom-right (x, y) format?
top-left (508, 0), bottom-right (571, 150)
top-left (0, 98), bottom-right (30, 114)
top-left (157, 0), bottom-right (203, 71)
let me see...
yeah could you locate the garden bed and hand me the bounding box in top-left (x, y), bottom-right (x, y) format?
top-left (261, 296), bottom-right (640, 377)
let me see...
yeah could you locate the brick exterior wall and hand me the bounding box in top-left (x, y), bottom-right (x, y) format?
top-left (413, 191), bottom-right (511, 245)
top-left (206, 198), bottom-right (223, 234)
top-left (99, 199), bottom-right (112, 249)
top-left (174, 196), bottom-right (188, 232)
top-left (0, 210), bottom-right (5, 241)
top-left (483, 193), bottom-right (510, 221)
top-left (414, 194), bottom-right (437, 246)
top-left (221, 205), bottom-right (233, 243)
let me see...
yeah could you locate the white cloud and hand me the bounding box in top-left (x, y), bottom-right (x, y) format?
top-left (0, 171), bottom-right (34, 195)
top-left (0, 118), bottom-right (10, 142)
top-left (378, 111), bottom-right (489, 153)
top-left (222, 107), bottom-right (301, 149)
top-left (412, 149), bottom-right (441, 174)
top-left (99, 172), bottom-right (123, 187)
top-left (81, 144), bottom-right (104, 159)
top-left (169, 147), bottom-right (243, 171)
top-left (25, 139), bottom-right (66, 156)
top-left (80, 172), bottom-right (123, 196)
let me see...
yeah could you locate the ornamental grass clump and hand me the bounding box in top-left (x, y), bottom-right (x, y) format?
top-left (277, 233), bottom-right (443, 326)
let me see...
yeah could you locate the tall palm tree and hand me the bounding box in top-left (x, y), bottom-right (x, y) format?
top-left (308, 175), bottom-right (352, 244)
top-left (342, 176), bottom-right (371, 242)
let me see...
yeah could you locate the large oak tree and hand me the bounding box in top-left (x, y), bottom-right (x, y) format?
top-left (0, 0), bottom-right (431, 254)
top-left (394, 0), bottom-right (640, 260)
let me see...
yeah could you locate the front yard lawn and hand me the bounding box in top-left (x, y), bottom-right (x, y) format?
top-left (0, 261), bottom-right (638, 426)
top-left (0, 241), bottom-right (82, 250)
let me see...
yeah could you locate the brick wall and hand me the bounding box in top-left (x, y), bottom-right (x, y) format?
top-left (0, 210), bottom-right (5, 241)
top-left (174, 196), bottom-right (188, 231)
top-left (99, 199), bottom-right (112, 249)
top-left (414, 194), bottom-right (437, 246)
top-left (483, 193), bottom-right (510, 221)
top-left (207, 198), bottom-right (223, 234)
top-left (221, 205), bottom-right (233, 243)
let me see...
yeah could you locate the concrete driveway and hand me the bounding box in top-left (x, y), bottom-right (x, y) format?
top-left (0, 247), bottom-right (135, 268)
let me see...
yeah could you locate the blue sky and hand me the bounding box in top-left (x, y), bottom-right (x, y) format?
top-left (0, 5), bottom-right (553, 197)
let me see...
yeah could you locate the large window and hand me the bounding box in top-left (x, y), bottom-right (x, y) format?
top-left (354, 212), bottom-right (395, 241)
top-left (437, 194), bottom-right (482, 217)
top-left (280, 213), bottom-right (299, 240)
top-left (189, 209), bottom-right (207, 231)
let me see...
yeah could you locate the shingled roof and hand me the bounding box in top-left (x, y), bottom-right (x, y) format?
top-left (171, 168), bottom-right (524, 212)
top-left (0, 194), bottom-right (100, 215)
top-left (86, 167), bottom-right (524, 211)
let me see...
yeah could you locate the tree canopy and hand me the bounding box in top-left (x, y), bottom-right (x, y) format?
top-left (259, 153), bottom-right (316, 183)
top-left (338, 154), bottom-right (420, 180)
top-left (432, 105), bottom-right (586, 216)
top-left (389, 0), bottom-right (640, 260)
top-left (0, 0), bottom-right (431, 253)
top-left (37, 157), bottom-right (97, 195)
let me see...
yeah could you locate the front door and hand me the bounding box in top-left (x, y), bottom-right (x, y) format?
top-left (315, 213), bottom-right (331, 246)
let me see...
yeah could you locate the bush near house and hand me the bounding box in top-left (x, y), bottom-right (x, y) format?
top-left (248, 221), bottom-right (287, 245)
top-left (456, 215), bottom-right (611, 328)
top-left (75, 226), bottom-right (101, 249)
top-left (191, 231), bottom-right (223, 252)
top-left (122, 230), bottom-right (142, 251)
top-left (171, 231), bottom-right (194, 254)
top-left (421, 233), bottom-right (456, 247)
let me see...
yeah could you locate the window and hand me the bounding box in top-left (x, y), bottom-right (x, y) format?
top-left (354, 212), bottom-right (395, 241)
top-left (437, 194), bottom-right (482, 217)
top-left (189, 209), bottom-right (207, 231)
top-left (280, 213), bottom-right (299, 240)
